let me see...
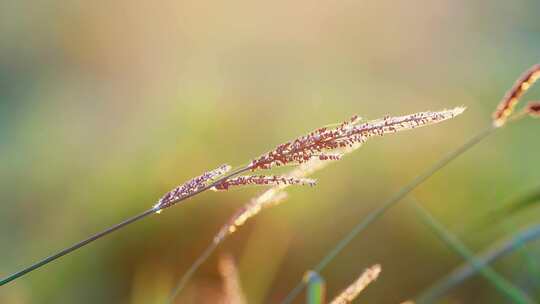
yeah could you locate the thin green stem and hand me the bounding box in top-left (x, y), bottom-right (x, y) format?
top-left (158, 166), bottom-right (252, 209)
top-left (280, 125), bottom-right (497, 304)
top-left (412, 201), bottom-right (533, 304)
top-left (0, 208), bottom-right (156, 286)
top-left (167, 241), bottom-right (219, 303)
top-left (416, 223), bottom-right (540, 303)
top-left (0, 166), bottom-right (251, 286)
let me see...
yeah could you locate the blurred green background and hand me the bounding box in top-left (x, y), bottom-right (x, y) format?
top-left (1, 1), bottom-right (540, 303)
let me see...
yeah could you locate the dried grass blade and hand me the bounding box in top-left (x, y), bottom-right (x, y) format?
top-left (328, 264), bottom-right (381, 304)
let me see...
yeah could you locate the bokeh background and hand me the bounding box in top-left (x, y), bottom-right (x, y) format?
top-left (1, 0), bottom-right (540, 303)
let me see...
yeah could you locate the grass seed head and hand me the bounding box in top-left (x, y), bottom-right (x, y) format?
top-left (213, 175), bottom-right (316, 190)
top-left (493, 64), bottom-right (540, 127)
top-left (329, 264), bottom-right (382, 304)
top-left (154, 164), bottom-right (231, 210)
top-left (526, 102), bottom-right (540, 118)
top-left (250, 108), bottom-right (464, 170)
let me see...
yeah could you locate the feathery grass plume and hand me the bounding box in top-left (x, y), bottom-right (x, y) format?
top-left (213, 175), bottom-right (316, 190)
top-left (218, 254), bottom-right (247, 304)
top-left (526, 102), bottom-right (540, 117)
top-left (492, 64), bottom-right (540, 127)
top-left (250, 108), bottom-right (465, 170)
top-left (328, 264), bottom-right (381, 304)
top-left (154, 164), bottom-right (232, 210)
top-left (250, 115), bottom-right (361, 170)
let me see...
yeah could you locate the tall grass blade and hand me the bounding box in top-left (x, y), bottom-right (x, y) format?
top-left (416, 222), bottom-right (540, 303)
top-left (489, 186), bottom-right (540, 221)
top-left (411, 201), bottom-right (533, 304)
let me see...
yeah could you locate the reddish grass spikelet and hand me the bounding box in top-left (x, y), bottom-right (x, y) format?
top-left (154, 164), bottom-right (231, 210)
top-left (347, 108), bottom-right (465, 142)
top-left (250, 108), bottom-right (465, 170)
top-left (526, 102), bottom-right (540, 117)
top-left (213, 175), bottom-right (316, 190)
top-left (249, 115), bottom-right (361, 170)
top-left (329, 264), bottom-right (381, 304)
top-left (317, 153), bottom-right (343, 161)
top-left (493, 64), bottom-right (540, 127)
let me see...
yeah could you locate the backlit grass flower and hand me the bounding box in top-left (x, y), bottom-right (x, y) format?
top-left (250, 108), bottom-right (465, 170)
top-left (493, 64), bottom-right (540, 126)
top-left (213, 175), bottom-right (316, 190)
top-left (154, 164), bottom-right (232, 210)
top-left (329, 264), bottom-right (381, 304)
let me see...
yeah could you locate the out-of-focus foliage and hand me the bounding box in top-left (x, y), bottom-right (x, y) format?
top-left (1, 0), bottom-right (540, 303)
top-left (490, 186), bottom-right (540, 220)
top-left (306, 272), bottom-right (326, 304)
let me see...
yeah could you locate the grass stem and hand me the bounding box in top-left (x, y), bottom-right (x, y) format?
top-left (0, 166), bottom-right (251, 286)
top-left (167, 241), bottom-right (219, 303)
top-left (0, 208), bottom-right (155, 286)
top-left (416, 222), bottom-right (540, 303)
top-left (412, 201), bottom-right (533, 304)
